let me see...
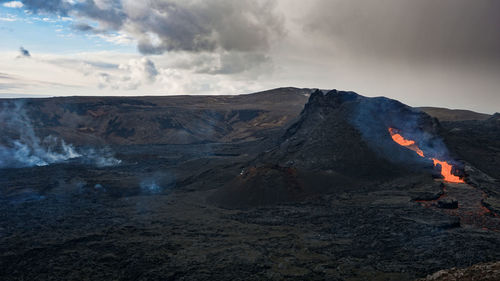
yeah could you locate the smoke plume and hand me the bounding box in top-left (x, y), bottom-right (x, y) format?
top-left (0, 101), bottom-right (121, 168)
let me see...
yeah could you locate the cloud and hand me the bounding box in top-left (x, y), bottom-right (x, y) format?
top-left (3, 1), bottom-right (500, 114)
top-left (0, 84), bottom-right (19, 90)
top-left (164, 51), bottom-right (271, 75)
top-left (95, 31), bottom-right (135, 46)
top-left (42, 57), bottom-right (119, 77)
top-left (303, 0), bottom-right (500, 63)
top-left (0, 72), bottom-right (14, 79)
top-left (0, 73), bottom-right (19, 89)
top-left (72, 22), bottom-right (93, 32)
top-left (71, 22), bottom-right (105, 34)
top-left (0, 55), bottom-right (82, 92)
top-left (18, 0), bottom-right (284, 55)
top-left (0, 14), bottom-right (18, 21)
top-left (3, 1), bottom-right (23, 8)
top-left (99, 57), bottom-right (158, 90)
top-left (120, 57), bottom-right (158, 83)
top-left (18, 46), bottom-right (31, 58)
top-left (17, 0), bottom-right (71, 14)
top-left (15, 0), bottom-right (283, 76)
top-left (127, 0), bottom-right (284, 54)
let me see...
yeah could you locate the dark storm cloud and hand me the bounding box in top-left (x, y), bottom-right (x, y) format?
top-left (130, 0), bottom-right (283, 54)
top-left (305, 0), bottom-right (500, 63)
top-left (18, 46), bottom-right (30, 57)
top-left (168, 52), bottom-right (271, 75)
top-left (203, 53), bottom-right (270, 75)
top-left (16, 0), bottom-right (284, 55)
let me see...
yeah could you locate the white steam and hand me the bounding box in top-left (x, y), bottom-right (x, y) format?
top-left (80, 147), bottom-right (122, 168)
top-left (140, 179), bottom-right (162, 193)
top-left (0, 101), bottom-right (121, 168)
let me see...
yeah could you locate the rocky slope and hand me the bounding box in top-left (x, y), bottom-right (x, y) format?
top-left (0, 87), bottom-right (310, 146)
top-left (418, 107), bottom-right (491, 122)
top-left (210, 89), bottom-right (452, 208)
top-left (419, 261), bottom-right (500, 281)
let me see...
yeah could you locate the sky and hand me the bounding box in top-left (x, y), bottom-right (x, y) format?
top-left (0, 0), bottom-right (499, 113)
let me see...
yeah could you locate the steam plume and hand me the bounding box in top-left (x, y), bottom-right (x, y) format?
top-left (0, 101), bottom-right (121, 168)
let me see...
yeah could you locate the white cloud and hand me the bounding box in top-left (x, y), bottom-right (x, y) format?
top-left (0, 50), bottom-right (273, 97)
top-left (2, 1), bottom-right (24, 8)
top-left (42, 17), bottom-right (57, 23)
top-left (95, 32), bottom-right (135, 46)
top-left (0, 14), bottom-right (18, 22)
top-left (98, 57), bottom-right (158, 90)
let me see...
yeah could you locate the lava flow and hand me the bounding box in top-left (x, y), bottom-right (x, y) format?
top-left (388, 127), bottom-right (464, 183)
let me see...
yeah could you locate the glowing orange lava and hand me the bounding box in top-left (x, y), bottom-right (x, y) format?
top-left (431, 159), bottom-right (464, 183)
top-left (388, 127), bottom-right (464, 183)
top-left (388, 128), bottom-right (425, 157)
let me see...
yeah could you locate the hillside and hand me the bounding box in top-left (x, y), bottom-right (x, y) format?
top-left (418, 107), bottom-right (491, 122)
top-left (0, 87), bottom-right (311, 146)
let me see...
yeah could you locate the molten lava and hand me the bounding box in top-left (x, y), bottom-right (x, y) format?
top-left (388, 127), bottom-right (464, 183)
top-left (431, 159), bottom-right (464, 183)
top-left (388, 128), bottom-right (424, 157)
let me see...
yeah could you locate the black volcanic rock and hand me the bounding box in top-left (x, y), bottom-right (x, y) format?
top-left (437, 198), bottom-right (459, 209)
top-left (210, 89), bottom-right (452, 208)
top-left (439, 112), bottom-right (500, 180)
top-left (266, 89), bottom-right (442, 173)
top-left (2, 88), bottom-right (500, 280)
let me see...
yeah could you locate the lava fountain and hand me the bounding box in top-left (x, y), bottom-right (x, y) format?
top-left (388, 127), bottom-right (464, 183)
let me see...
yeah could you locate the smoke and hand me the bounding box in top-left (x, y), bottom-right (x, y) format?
top-left (0, 101), bottom-right (121, 168)
top-left (325, 90), bottom-right (454, 164)
top-left (139, 172), bottom-right (175, 194)
top-left (79, 147), bottom-right (122, 168)
top-left (0, 102), bottom-right (79, 167)
top-left (140, 178), bottom-right (161, 194)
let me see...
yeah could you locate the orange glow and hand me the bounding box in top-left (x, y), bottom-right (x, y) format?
top-left (388, 128), bottom-right (425, 157)
top-left (388, 127), bottom-right (464, 183)
top-left (431, 159), bottom-right (464, 183)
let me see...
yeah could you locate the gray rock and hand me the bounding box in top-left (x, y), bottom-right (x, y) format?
top-left (437, 198), bottom-right (458, 209)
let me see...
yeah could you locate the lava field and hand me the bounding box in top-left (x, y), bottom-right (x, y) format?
top-left (1, 88), bottom-right (500, 280)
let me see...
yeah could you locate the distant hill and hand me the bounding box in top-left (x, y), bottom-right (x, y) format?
top-left (0, 87), bottom-right (311, 146)
top-left (418, 107), bottom-right (491, 122)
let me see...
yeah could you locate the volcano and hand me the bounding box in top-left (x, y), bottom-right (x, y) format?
top-left (210, 89), bottom-right (465, 208)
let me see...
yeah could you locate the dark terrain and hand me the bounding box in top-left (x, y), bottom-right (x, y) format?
top-left (0, 88), bottom-right (499, 280)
